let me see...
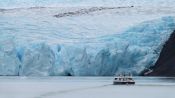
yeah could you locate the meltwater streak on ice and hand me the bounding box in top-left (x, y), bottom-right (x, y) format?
top-left (1, 0), bottom-right (175, 8)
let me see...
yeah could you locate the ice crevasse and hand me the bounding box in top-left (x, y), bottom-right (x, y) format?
top-left (0, 16), bottom-right (175, 76)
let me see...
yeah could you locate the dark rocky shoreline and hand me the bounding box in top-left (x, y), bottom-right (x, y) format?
top-left (143, 30), bottom-right (175, 76)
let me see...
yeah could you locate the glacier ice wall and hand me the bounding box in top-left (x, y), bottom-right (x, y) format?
top-left (0, 38), bottom-right (20, 75)
top-left (19, 43), bottom-right (56, 76)
top-left (0, 16), bottom-right (175, 76)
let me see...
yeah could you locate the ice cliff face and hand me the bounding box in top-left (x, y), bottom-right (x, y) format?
top-left (0, 38), bottom-right (20, 75)
top-left (19, 43), bottom-right (56, 76)
top-left (0, 16), bottom-right (174, 76)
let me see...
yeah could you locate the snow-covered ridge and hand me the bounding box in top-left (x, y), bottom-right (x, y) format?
top-left (0, 16), bottom-right (174, 76)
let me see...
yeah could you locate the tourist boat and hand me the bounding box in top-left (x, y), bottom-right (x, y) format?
top-left (113, 74), bottom-right (135, 85)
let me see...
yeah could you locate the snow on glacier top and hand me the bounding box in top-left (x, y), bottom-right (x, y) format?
top-left (1, 0), bottom-right (175, 8)
top-left (1, 5), bottom-right (175, 45)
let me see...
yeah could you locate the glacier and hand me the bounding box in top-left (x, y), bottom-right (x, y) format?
top-left (0, 1), bottom-right (175, 76)
top-left (0, 16), bottom-right (175, 76)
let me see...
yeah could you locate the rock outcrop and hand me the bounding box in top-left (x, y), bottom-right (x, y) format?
top-left (146, 30), bottom-right (175, 76)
